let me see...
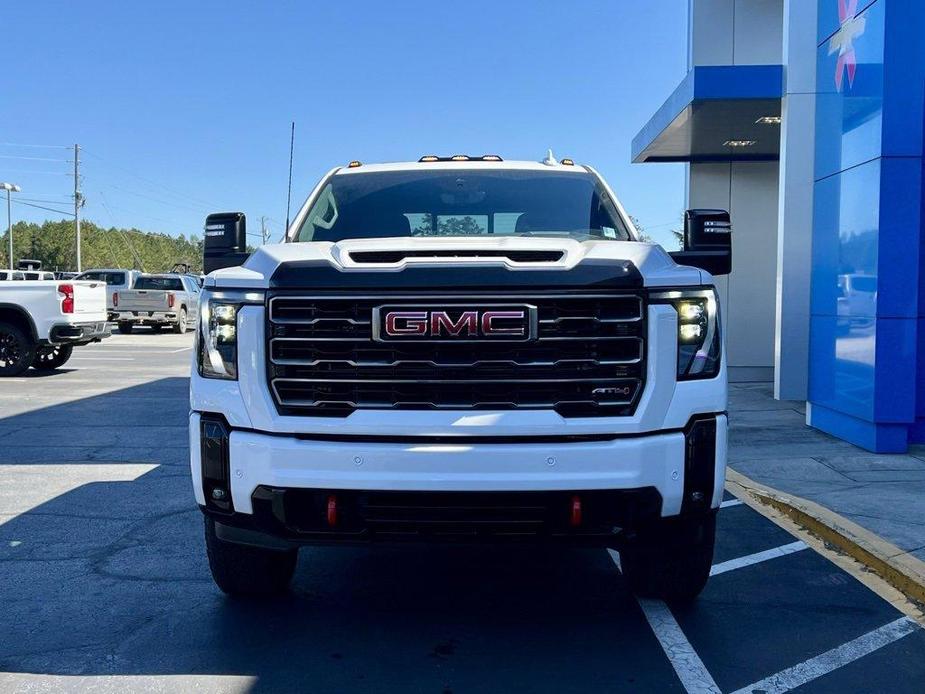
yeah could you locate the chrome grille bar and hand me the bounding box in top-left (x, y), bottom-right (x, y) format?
top-left (267, 292), bottom-right (646, 417)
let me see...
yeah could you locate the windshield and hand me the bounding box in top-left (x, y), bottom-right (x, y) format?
top-left (134, 276), bottom-right (182, 290)
top-left (293, 170), bottom-right (632, 242)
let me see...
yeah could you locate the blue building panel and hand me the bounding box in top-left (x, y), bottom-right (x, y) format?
top-left (809, 314), bottom-right (876, 422)
top-left (809, 0), bottom-right (925, 451)
top-left (877, 157), bottom-right (922, 319)
top-left (814, 0), bottom-right (884, 181)
top-left (810, 159), bottom-right (880, 320)
top-left (879, 2), bottom-right (925, 159)
top-left (808, 402), bottom-right (908, 453)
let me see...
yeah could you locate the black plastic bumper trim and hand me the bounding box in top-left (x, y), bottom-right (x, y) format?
top-left (194, 411), bottom-right (727, 445)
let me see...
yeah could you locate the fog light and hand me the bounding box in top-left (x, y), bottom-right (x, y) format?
top-left (682, 417), bottom-right (717, 514)
top-left (201, 416), bottom-right (232, 512)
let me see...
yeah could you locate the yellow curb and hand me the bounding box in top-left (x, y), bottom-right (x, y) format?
top-left (726, 468), bottom-right (925, 611)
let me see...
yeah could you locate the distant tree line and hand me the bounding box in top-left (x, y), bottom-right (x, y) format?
top-left (0, 219), bottom-right (203, 273)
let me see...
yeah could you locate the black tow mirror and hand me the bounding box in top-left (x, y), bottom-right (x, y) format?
top-left (203, 212), bottom-right (250, 274)
top-left (669, 209), bottom-right (732, 276)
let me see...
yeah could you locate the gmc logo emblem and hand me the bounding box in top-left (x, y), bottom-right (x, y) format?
top-left (373, 305), bottom-right (536, 341)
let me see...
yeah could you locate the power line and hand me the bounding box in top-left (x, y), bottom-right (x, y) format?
top-left (0, 154), bottom-right (70, 163)
top-left (0, 142), bottom-right (70, 150)
top-left (12, 200), bottom-right (75, 217)
top-left (0, 169), bottom-right (71, 176)
top-left (103, 182), bottom-right (213, 215)
top-left (81, 149), bottom-right (222, 210)
top-left (99, 190), bottom-right (146, 270)
top-left (19, 197), bottom-right (75, 205)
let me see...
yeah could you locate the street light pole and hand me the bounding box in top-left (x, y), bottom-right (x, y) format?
top-left (0, 182), bottom-right (21, 271)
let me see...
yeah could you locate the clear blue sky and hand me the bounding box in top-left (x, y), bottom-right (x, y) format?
top-left (3, 1), bottom-right (688, 248)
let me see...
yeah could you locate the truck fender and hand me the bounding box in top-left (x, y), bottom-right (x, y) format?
top-left (0, 304), bottom-right (38, 343)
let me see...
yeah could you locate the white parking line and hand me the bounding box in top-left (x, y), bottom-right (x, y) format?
top-left (710, 541), bottom-right (807, 576)
top-left (729, 617), bottom-right (920, 694)
top-left (70, 356), bottom-right (135, 361)
top-left (607, 549), bottom-right (721, 694)
top-left (78, 349), bottom-right (183, 354)
top-left (170, 346), bottom-right (192, 353)
top-left (720, 498), bottom-right (743, 509)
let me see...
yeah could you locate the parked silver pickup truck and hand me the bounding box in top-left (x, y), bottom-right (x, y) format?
top-left (114, 273), bottom-right (201, 334)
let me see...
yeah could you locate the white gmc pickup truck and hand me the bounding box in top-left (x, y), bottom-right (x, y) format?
top-left (191, 156), bottom-right (732, 601)
top-left (0, 280), bottom-right (110, 375)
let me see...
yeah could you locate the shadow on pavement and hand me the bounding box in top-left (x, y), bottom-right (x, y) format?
top-left (0, 378), bottom-right (673, 693)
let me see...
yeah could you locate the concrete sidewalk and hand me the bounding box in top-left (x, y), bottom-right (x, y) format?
top-left (727, 383), bottom-right (925, 597)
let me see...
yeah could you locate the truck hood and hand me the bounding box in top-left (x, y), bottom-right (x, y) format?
top-left (204, 236), bottom-right (706, 290)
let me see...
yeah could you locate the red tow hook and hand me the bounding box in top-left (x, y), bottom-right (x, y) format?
top-left (570, 494), bottom-right (582, 528)
top-left (326, 494), bottom-right (338, 527)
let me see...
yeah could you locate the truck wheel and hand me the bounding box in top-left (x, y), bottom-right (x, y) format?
top-left (620, 511), bottom-right (716, 604)
top-left (31, 344), bottom-right (74, 370)
top-left (117, 322), bottom-right (134, 334)
top-left (0, 321), bottom-right (36, 377)
top-left (173, 308), bottom-right (188, 334)
top-left (204, 516), bottom-right (297, 597)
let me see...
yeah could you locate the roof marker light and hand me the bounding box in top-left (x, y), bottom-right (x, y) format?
top-left (450, 154), bottom-right (470, 161)
top-left (560, 158), bottom-right (575, 166)
top-left (480, 154), bottom-right (503, 161)
top-left (419, 155), bottom-right (439, 162)
top-left (347, 160), bottom-right (362, 168)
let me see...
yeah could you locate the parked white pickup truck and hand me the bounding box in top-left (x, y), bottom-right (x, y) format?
top-left (0, 280), bottom-right (110, 375)
top-left (115, 274), bottom-right (201, 334)
top-left (74, 268), bottom-right (141, 321)
top-left (192, 154), bottom-right (733, 601)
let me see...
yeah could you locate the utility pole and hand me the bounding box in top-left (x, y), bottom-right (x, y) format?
top-left (1, 183), bottom-right (21, 271)
top-left (74, 144), bottom-right (83, 272)
top-left (260, 216), bottom-right (269, 245)
top-left (5, 188), bottom-right (10, 271)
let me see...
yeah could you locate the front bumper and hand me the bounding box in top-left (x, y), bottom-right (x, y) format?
top-left (48, 321), bottom-right (110, 345)
top-left (115, 311), bottom-right (177, 324)
top-left (190, 412), bottom-right (727, 546)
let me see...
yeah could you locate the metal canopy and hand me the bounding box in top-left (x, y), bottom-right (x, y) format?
top-left (632, 65), bottom-right (784, 163)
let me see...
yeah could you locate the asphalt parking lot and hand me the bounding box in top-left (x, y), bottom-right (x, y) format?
top-left (0, 331), bottom-right (923, 693)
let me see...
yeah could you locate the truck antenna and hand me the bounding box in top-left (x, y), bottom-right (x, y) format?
top-left (284, 121), bottom-right (295, 234)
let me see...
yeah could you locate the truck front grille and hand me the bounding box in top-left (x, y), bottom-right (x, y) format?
top-left (266, 292), bottom-right (646, 417)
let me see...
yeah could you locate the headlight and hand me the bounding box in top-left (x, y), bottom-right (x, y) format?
top-left (197, 290), bottom-right (264, 380)
top-left (652, 289), bottom-right (721, 380)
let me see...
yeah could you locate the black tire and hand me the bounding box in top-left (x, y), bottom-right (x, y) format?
top-left (117, 322), bottom-right (134, 334)
top-left (204, 516), bottom-right (297, 597)
top-left (620, 511), bottom-right (716, 604)
top-left (173, 308), bottom-right (188, 334)
top-left (31, 344), bottom-right (74, 370)
top-left (0, 321), bottom-right (36, 377)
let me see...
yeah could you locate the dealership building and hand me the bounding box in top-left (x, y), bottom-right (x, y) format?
top-left (633, 0), bottom-right (925, 452)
